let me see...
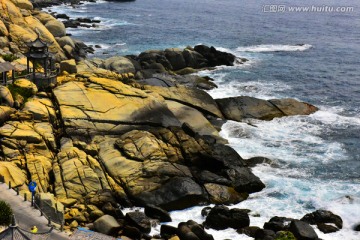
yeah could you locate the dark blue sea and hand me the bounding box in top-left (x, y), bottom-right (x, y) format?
top-left (46, 0), bottom-right (360, 238)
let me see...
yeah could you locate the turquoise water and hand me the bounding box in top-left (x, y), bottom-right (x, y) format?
top-left (47, 0), bottom-right (360, 239)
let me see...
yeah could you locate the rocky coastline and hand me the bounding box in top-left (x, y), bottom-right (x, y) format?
top-left (0, 1), bottom-right (353, 240)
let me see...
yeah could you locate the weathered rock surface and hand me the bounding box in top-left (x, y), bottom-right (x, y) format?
top-left (216, 96), bottom-right (318, 121)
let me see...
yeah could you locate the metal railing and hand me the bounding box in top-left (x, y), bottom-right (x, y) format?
top-left (0, 176), bottom-right (65, 232)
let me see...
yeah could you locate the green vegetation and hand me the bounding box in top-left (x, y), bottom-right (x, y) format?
top-left (0, 200), bottom-right (13, 226)
top-left (1, 54), bottom-right (18, 62)
top-left (275, 231), bottom-right (297, 240)
top-left (7, 83), bottom-right (33, 105)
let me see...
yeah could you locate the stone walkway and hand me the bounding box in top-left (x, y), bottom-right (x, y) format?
top-left (0, 182), bottom-right (69, 239)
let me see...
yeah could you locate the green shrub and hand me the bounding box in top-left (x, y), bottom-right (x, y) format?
top-left (1, 54), bottom-right (18, 62)
top-left (0, 200), bottom-right (13, 226)
top-left (275, 231), bottom-right (297, 240)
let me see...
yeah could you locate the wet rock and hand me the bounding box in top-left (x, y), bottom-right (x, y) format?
top-left (301, 210), bottom-right (343, 229)
top-left (255, 228), bottom-right (276, 240)
top-left (201, 207), bottom-right (212, 218)
top-left (216, 96), bottom-right (318, 121)
top-left (289, 220), bottom-right (318, 240)
top-left (178, 220), bottom-right (214, 240)
top-left (263, 216), bottom-right (293, 232)
top-left (194, 45), bottom-right (235, 67)
top-left (353, 223), bottom-right (360, 231)
top-left (161, 224), bottom-right (178, 239)
top-left (237, 226), bottom-right (260, 238)
top-left (144, 204), bottom-right (172, 222)
top-left (125, 211), bottom-right (151, 233)
top-left (123, 225), bottom-right (142, 239)
top-left (245, 157), bottom-right (275, 167)
top-left (317, 223), bottom-right (339, 233)
top-left (204, 205), bottom-right (250, 230)
top-left (136, 177), bottom-right (208, 211)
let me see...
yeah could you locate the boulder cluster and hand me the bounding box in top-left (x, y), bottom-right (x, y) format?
top-left (0, 1), bottom-right (345, 240)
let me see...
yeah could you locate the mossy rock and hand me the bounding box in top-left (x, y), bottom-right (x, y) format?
top-left (275, 231), bottom-right (297, 240)
top-left (7, 79), bottom-right (38, 105)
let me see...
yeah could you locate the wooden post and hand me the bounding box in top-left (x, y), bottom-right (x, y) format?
top-left (8, 181), bottom-right (11, 189)
top-left (24, 192), bottom-right (27, 202)
top-left (16, 187), bottom-right (19, 195)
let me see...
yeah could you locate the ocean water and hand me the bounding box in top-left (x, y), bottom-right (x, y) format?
top-left (46, 0), bottom-right (360, 239)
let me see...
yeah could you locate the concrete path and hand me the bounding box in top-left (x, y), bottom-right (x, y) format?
top-left (0, 182), bottom-right (70, 239)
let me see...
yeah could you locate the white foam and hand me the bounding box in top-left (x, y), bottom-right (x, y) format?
top-left (236, 44), bottom-right (312, 53)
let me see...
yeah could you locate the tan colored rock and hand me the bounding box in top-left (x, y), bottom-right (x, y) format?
top-left (53, 146), bottom-right (106, 200)
top-left (32, 11), bottom-right (56, 25)
top-left (2, 0), bottom-right (23, 23)
top-left (45, 19), bottom-right (66, 37)
top-left (204, 183), bottom-right (248, 204)
top-left (269, 98), bottom-right (319, 116)
top-left (57, 36), bottom-right (75, 48)
top-left (53, 79), bottom-right (180, 137)
top-left (165, 100), bottom-right (219, 137)
top-left (22, 97), bottom-right (57, 121)
top-left (103, 56), bottom-right (135, 74)
top-left (0, 20), bottom-right (9, 36)
top-left (60, 59), bottom-right (77, 74)
top-left (0, 86), bottom-right (14, 107)
top-left (0, 36), bottom-right (9, 48)
top-left (0, 106), bottom-right (14, 124)
top-left (0, 161), bottom-right (26, 187)
top-left (10, 0), bottom-right (33, 10)
top-left (144, 85), bottom-right (224, 118)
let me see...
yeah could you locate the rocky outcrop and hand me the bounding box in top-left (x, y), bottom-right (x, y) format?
top-left (216, 96), bottom-right (318, 121)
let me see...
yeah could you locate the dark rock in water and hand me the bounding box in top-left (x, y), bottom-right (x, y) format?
top-left (353, 223), bottom-right (360, 231)
top-left (55, 13), bottom-right (70, 19)
top-left (225, 167), bottom-right (265, 193)
top-left (194, 45), bottom-right (235, 67)
top-left (125, 211), bottom-right (151, 233)
top-left (178, 220), bottom-right (214, 240)
top-left (135, 177), bottom-right (208, 211)
top-left (237, 226), bottom-right (260, 238)
top-left (165, 48), bottom-right (187, 70)
top-left (301, 210), bottom-right (343, 229)
top-left (255, 228), bottom-right (276, 240)
top-left (122, 225), bottom-right (142, 239)
top-left (161, 224), bottom-right (178, 239)
top-left (204, 205), bottom-right (250, 230)
top-left (216, 96), bottom-right (318, 121)
top-left (144, 204), bottom-right (172, 222)
top-left (263, 216), bottom-right (293, 232)
top-left (245, 157), bottom-right (275, 167)
top-left (201, 207), bottom-right (212, 218)
top-left (289, 220), bottom-right (318, 240)
top-left (317, 223), bottom-right (339, 233)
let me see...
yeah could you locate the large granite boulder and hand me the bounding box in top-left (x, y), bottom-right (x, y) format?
top-left (45, 19), bottom-right (66, 37)
top-left (0, 106), bottom-right (14, 124)
top-left (102, 56), bottom-right (136, 74)
top-left (216, 96), bottom-right (318, 121)
top-left (53, 77), bottom-right (181, 138)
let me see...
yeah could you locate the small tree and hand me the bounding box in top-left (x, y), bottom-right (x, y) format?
top-left (0, 200), bottom-right (12, 226)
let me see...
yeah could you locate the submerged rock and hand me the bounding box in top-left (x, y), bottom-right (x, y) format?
top-left (204, 205), bottom-right (250, 230)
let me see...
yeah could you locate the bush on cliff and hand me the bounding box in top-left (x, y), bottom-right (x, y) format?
top-left (0, 200), bottom-right (13, 226)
